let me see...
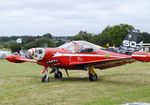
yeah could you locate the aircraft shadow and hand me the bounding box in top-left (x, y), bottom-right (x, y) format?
top-left (18, 73), bottom-right (150, 86)
top-left (54, 73), bottom-right (150, 86)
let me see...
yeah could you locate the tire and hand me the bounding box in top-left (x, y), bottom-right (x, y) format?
top-left (89, 73), bottom-right (98, 81)
top-left (54, 71), bottom-right (62, 79)
top-left (41, 75), bottom-right (49, 83)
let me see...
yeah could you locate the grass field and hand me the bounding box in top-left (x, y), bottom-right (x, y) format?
top-left (0, 60), bottom-right (150, 105)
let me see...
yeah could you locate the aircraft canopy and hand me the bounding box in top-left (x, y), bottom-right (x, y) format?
top-left (58, 40), bottom-right (102, 53)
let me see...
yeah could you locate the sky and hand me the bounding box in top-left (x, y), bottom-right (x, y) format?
top-left (0, 0), bottom-right (150, 36)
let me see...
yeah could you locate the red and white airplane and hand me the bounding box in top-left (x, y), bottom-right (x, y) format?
top-left (5, 33), bottom-right (150, 82)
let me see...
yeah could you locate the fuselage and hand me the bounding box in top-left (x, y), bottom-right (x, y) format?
top-left (35, 47), bottom-right (134, 70)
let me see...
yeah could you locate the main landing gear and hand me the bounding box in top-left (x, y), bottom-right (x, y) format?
top-left (54, 70), bottom-right (63, 79)
top-left (50, 67), bottom-right (63, 79)
top-left (88, 66), bottom-right (98, 81)
top-left (52, 68), bottom-right (70, 79)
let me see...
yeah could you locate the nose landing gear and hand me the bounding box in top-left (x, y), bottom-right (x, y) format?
top-left (41, 67), bottom-right (49, 83)
top-left (41, 74), bottom-right (49, 82)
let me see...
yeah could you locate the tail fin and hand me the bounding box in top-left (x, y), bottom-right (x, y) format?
top-left (135, 41), bottom-right (143, 51)
top-left (118, 30), bottom-right (142, 54)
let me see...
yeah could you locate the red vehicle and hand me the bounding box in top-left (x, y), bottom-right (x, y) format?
top-left (6, 31), bottom-right (150, 82)
top-left (6, 40), bottom-right (150, 82)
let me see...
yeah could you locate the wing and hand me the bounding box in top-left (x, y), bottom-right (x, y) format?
top-left (53, 53), bottom-right (136, 70)
top-left (132, 51), bottom-right (150, 62)
top-left (5, 54), bottom-right (37, 63)
top-left (69, 56), bottom-right (135, 70)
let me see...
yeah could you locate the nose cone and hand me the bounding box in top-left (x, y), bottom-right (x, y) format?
top-left (5, 55), bottom-right (14, 62)
top-left (5, 54), bottom-right (25, 63)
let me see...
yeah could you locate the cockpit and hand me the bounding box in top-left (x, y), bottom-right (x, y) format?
top-left (58, 40), bottom-right (102, 53)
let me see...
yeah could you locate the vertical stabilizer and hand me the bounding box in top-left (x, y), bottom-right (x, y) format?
top-left (118, 30), bottom-right (142, 54)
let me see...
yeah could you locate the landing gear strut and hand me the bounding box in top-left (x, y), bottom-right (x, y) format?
top-left (88, 67), bottom-right (98, 81)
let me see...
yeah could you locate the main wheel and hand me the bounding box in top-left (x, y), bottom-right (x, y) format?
top-left (41, 75), bottom-right (49, 83)
top-left (54, 71), bottom-right (62, 79)
top-left (89, 73), bottom-right (98, 81)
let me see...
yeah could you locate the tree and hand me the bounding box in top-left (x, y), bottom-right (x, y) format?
top-left (43, 33), bottom-right (53, 39)
top-left (71, 31), bottom-right (95, 43)
top-left (23, 38), bottom-right (56, 49)
top-left (138, 32), bottom-right (150, 43)
top-left (9, 42), bottom-right (21, 53)
top-left (95, 24), bottom-right (135, 47)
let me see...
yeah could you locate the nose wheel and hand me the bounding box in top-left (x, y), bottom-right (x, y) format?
top-left (41, 74), bottom-right (49, 82)
top-left (41, 67), bottom-right (49, 83)
top-left (88, 66), bottom-right (98, 81)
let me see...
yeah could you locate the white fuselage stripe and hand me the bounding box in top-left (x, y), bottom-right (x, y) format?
top-left (132, 55), bottom-right (147, 57)
top-left (53, 53), bottom-right (127, 58)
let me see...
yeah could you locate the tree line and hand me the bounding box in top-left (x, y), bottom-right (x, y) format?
top-left (0, 24), bottom-right (150, 52)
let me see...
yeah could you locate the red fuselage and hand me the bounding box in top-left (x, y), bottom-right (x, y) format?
top-left (35, 48), bottom-right (133, 69)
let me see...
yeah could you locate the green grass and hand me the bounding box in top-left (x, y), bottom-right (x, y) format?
top-left (0, 60), bottom-right (150, 105)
